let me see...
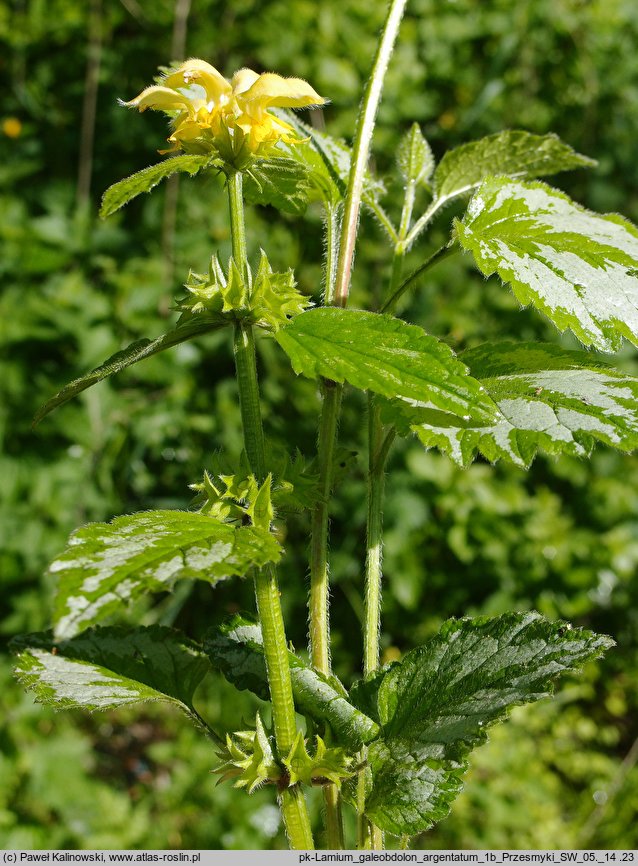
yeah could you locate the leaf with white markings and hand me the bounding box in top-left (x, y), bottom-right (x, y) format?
top-left (275, 308), bottom-right (497, 424)
top-left (384, 342), bottom-right (638, 467)
top-left (100, 155), bottom-right (217, 218)
top-left (33, 311), bottom-right (227, 425)
top-left (11, 626), bottom-right (210, 712)
top-left (433, 131), bottom-right (594, 205)
top-left (456, 177), bottom-right (638, 350)
top-left (362, 612), bottom-right (613, 835)
top-left (205, 617), bottom-right (380, 749)
top-left (398, 123), bottom-right (434, 186)
top-left (51, 510), bottom-right (281, 640)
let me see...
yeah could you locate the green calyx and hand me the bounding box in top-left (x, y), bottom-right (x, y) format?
top-left (214, 715), bottom-right (355, 794)
top-left (283, 732), bottom-right (354, 789)
top-left (181, 250), bottom-right (311, 332)
top-left (190, 448), bottom-right (327, 518)
top-left (190, 468), bottom-right (273, 530)
top-left (214, 714), bottom-right (281, 794)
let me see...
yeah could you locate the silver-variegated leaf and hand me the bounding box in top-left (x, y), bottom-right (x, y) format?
top-left (51, 510), bottom-right (281, 640)
top-left (385, 342), bottom-right (638, 467)
top-left (363, 612), bottom-right (613, 836)
top-left (12, 626), bottom-right (210, 712)
top-left (456, 177), bottom-right (638, 350)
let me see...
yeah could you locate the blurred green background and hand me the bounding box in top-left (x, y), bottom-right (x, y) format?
top-left (1, 0), bottom-right (638, 850)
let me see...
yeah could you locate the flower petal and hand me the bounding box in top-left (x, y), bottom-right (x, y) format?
top-left (164, 59), bottom-right (231, 104)
top-left (240, 73), bottom-right (326, 109)
top-left (122, 85), bottom-right (194, 113)
top-left (231, 68), bottom-right (261, 95)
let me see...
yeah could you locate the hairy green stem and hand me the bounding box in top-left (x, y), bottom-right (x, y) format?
top-left (364, 400), bottom-right (393, 677)
top-left (335, 1), bottom-right (407, 849)
top-left (380, 244), bottom-right (457, 314)
top-left (228, 172), bottom-right (249, 280)
top-left (232, 323), bottom-right (266, 480)
top-left (228, 173), bottom-right (313, 849)
top-left (310, 205), bottom-right (342, 673)
top-left (405, 180), bottom-right (487, 248)
top-left (309, 204), bottom-right (346, 847)
top-left (398, 179), bottom-right (416, 245)
top-left (333, 0), bottom-right (408, 307)
top-left (309, 383), bottom-right (342, 674)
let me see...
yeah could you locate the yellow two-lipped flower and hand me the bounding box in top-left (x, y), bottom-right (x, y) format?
top-left (123, 59), bottom-right (326, 169)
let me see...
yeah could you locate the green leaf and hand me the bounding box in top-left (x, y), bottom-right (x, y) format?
top-left (11, 626), bottom-right (210, 712)
top-left (386, 341), bottom-right (638, 467)
top-left (275, 110), bottom-right (386, 208)
top-left (456, 177), bottom-right (638, 351)
top-left (365, 612), bottom-right (613, 835)
top-left (275, 308), bottom-right (497, 424)
top-left (51, 511), bottom-right (281, 640)
top-left (433, 130), bottom-right (594, 205)
top-left (33, 311), bottom-right (226, 425)
top-left (100, 155), bottom-right (216, 218)
top-left (243, 157), bottom-right (312, 215)
top-left (397, 123), bottom-right (434, 186)
top-left (205, 617), bottom-right (380, 749)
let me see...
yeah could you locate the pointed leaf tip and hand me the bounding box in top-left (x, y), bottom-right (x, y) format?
top-left (275, 308), bottom-right (497, 425)
top-left (364, 612), bottom-right (613, 835)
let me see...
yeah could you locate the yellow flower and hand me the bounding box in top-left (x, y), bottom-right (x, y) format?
top-left (123, 59), bottom-right (326, 169)
top-left (2, 117), bottom-right (22, 138)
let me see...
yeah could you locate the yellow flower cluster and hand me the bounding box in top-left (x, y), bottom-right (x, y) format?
top-left (124, 59), bottom-right (326, 169)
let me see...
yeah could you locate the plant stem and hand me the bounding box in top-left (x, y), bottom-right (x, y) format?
top-left (333, 0), bottom-right (408, 307)
top-left (228, 171), bottom-right (249, 281)
top-left (380, 244), bottom-right (457, 314)
top-left (228, 172), bottom-right (313, 849)
top-left (329, 1), bottom-right (407, 849)
top-left (364, 401), bottom-right (396, 677)
top-left (232, 322), bottom-right (266, 479)
top-left (309, 204), bottom-right (346, 848)
top-left (309, 383), bottom-right (342, 674)
top-left (358, 241), bottom-right (406, 849)
top-left (404, 183), bottom-right (481, 249)
top-left (76, 0), bottom-right (102, 212)
top-left (362, 245), bottom-right (406, 678)
top-left (398, 180), bottom-right (416, 246)
top-left (309, 204), bottom-right (341, 674)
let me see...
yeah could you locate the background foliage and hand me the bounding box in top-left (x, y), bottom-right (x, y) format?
top-left (1, 0), bottom-right (637, 849)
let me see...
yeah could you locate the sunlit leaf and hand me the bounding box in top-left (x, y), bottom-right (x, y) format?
top-left (100, 155), bottom-right (217, 218)
top-left (397, 123), bottom-right (434, 186)
top-left (275, 110), bottom-right (386, 208)
top-left (12, 626), bottom-right (210, 712)
top-left (385, 342), bottom-right (638, 467)
top-left (243, 157), bottom-right (312, 215)
top-left (434, 130), bottom-right (594, 204)
top-left (456, 177), bottom-right (638, 350)
top-left (51, 511), bottom-right (281, 640)
top-left (275, 308), bottom-right (497, 424)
